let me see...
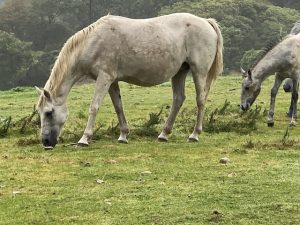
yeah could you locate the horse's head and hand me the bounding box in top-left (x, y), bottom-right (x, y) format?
top-left (35, 87), bottom-right (68, 149)
top-left (240, 68), bottom-right (261, 111)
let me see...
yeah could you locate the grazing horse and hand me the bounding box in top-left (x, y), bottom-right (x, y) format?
top-left (35, 13), bottom-right (223, 149)
top-left (240, 33), bottom-right (300, 127)
top-left (242, 20), bottom-right (300, 127)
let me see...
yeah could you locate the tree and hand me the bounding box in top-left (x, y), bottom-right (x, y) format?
top-left (0, 31), bottom-right (34, 90)
top-left (0, 0), bottom-right (71, 50)
top-left (270, 0), bottom-right (300, 10)
top-left (17, 50), bottom-right (59, 87)
top-left (0, 0), bottom-right (32, 41)
top-left (240, 49), bottom-right (261, 70)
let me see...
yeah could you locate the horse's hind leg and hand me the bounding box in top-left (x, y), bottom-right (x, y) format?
top-left (78, 71), bottom-right (114, 146)
top-left (109, 82), bottom-right (129, 143)
top-left (158, 67), bottom-right (189, 142)
top-left (283, 78), bottom-right (294, 117)
top-left (289, 79), bottom-right (299, 127)
top-left (188, 70), bottom-right (208, 142)
top-left (267, 74), bottom-right (283, 127)
top-left (287, 96), bottom-right (293, 118)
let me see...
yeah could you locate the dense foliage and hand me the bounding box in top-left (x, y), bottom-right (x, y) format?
top-left (0, 0), bottom-right (300, 89)
top-left (161, 0), bottom-right (300, 71)
top-left (0, 31), bottom-right (34, 90)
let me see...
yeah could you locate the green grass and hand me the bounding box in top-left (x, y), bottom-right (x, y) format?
top-left (0, 75), bottom-right (299, 225)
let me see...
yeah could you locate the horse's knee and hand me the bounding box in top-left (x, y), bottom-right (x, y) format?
top-left (174, 94), bottom-right (186, 104)
top-left (292, 92), bottom-right (298, 100)
top-left (270, 89), bottom-right (277, 97)
top-left (89, 106), bottom-right (99, 115)
top-left (196, 98), bottom-right (205, 108)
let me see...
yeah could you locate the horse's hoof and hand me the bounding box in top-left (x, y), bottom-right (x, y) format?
top-left (158, 133), bottom-right (168, 142)
top-left (118, 138), bottom-right (128, 144)
top-left (44, 146), bottom-right (53, 151)
top-left (267, 121), bottom-right (274, 127)
top-left (188, 135), bottom-right (199, 142)
top-left (157, 137), bottom-right (168, 142)
top-left (188, 138), bottom-right (199, 142)
top-left (188, 133), bottom-right (199, 142)
top-left (289, 122), bottom-right (296, 127)
top-left (77, 142), bottom-right (89, 147)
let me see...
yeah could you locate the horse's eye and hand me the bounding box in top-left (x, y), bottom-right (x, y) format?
top-left (245, 86), bottom-right (250, 91)
top-left (45, 111), bottom-right (53, 118)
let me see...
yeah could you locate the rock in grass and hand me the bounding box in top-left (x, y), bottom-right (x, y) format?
top-left (228, 172), bottom-right (237, 177)
top-left (96, 179), bottom-right (105, 184)
top-left (12, 191), bottom-right (22, 197)
top-left (80, 161), bottom-right (91, 167)
top-left (141, 171), bottom-right (152, 175)
top-left (106, 159), bottom-right (117, 164)
top-left (219, 157), bottom-right (230, 164)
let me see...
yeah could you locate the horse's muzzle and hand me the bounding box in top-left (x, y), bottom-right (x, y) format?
top-left (241, 103), bottom-right (250, 111)
top-left (42, 131), bottom-right (58, 149)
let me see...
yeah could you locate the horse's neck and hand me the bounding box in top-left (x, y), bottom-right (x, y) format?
top-left (45, 66), bottom-right (80, 105)
top-left (252, 55), bottom-right (281, 84)
top-left (55, 75), bottom-right (78, 104)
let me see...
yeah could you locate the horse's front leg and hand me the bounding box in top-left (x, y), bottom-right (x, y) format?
top-left (289, 79), bottom-right (299, 127)
top-left (78, 71), bottom-right (114, 146)
top-left (267, 75), bottom-right (283, 127)
top-left (109, 82), bottom-right (129, 143)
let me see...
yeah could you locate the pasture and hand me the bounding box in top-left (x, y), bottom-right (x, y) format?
top-left (0, 75), bottom-right (299, 225)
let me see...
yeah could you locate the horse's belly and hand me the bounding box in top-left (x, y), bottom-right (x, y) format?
top-left (118, 55), bottom-right (182, 86)
top-left (119, 68), bottom-right (177, 86)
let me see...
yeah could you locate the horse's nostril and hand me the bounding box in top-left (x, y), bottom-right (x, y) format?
top-left (241, 104), bottom-right (249, 111)
top-left (42, 138), bottom-right (50, 146)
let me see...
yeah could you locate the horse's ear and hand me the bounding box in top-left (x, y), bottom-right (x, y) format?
top-left (241, 68), bottom-right (247, 78)
top-left (43, 89), bottom-right (52, 101)
top-left (35, 86), bottom-right (43, 96)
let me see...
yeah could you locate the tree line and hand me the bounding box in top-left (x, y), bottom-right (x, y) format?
top-left (0, 0), bottom-right (299, 90)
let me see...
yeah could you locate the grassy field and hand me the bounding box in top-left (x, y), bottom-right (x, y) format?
top-left (0, 75), bottom-right (299, 225)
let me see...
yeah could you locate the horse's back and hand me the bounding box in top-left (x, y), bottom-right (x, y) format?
top-left (274, 34), bottom-right (300, 76)
top-left (82, 13), bottom-right (219, 86)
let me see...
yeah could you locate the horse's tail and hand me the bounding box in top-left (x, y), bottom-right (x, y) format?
top-left (205, 18), bottom-right (223, 97)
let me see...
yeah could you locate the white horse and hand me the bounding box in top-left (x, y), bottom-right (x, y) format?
top-left (35, 13), bottom-right (223, 149)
